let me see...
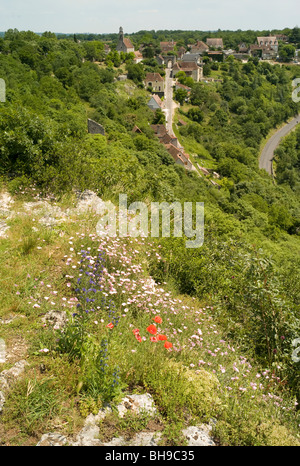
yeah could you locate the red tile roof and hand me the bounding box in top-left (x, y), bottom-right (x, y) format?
top-left (145, 72), bottom-right (164, 82)
top-left (206, 38), bottom-right (223, 48)
top-left (178, 61), bottom-right (199, 70)
top-left (165, 144), bottom-right (185, 163)
top-left (151, 124), bottom-right (168, 136)
top-left (150, 94), bottom-right (164, 108)
top-left (123, 38), bottom-right (134, 49)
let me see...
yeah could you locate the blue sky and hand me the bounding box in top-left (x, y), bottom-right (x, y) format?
top-left (0, 0), bottom-right (299, 34)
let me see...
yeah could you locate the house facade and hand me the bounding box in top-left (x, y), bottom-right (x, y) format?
top-left (257, 36), bottom-right (278, 53)
top-left (160, 40), bottom-right (176, 53)
top-left (190, 41), bottom-right (209, 54)
top-left (250, 44), bottom-right (277, 59)
top-left (133, 50), bottom-right (143, 63)
top-left (144, 72), bottom-right (165, 94)
top-left (172, 61), bottom-right (202, 82)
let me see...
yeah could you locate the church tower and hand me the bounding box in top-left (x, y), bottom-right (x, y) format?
top-left (116, 26), bottom-right (134, 54)
top-left (119, 27), bottom-right (124, 43)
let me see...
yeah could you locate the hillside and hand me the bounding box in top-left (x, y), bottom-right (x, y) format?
top-left (0, 29), bottom-right (300, 446)
top-left (0, 188), bottom-right (299, 446)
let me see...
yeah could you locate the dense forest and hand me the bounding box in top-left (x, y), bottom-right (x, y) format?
top-left (0, 28), bottom-right (300, 444)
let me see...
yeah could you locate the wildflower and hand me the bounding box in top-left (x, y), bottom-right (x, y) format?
top-left (164, 341), bottom-right (173, 349)
top-left (106, 323), bottom-right (114, 329)
top-left (132, 328), bottom-right (140, 335)
top-left (150, 336), bottom-right (159, 342)
top-left (153, 316), bottom-right (162, 324)
top-left (146, 324), bottom-right (157, 335)
top-left (158, 334), bottom-right (167, 341)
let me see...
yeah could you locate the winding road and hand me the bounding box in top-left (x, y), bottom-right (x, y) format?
top-left (259, 115), bottom-right (300, 175)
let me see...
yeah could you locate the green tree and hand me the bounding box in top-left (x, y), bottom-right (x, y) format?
top-left (279, 44), bottom-right (296, 62)
top-left (174, 88), bottom-right (188, 105)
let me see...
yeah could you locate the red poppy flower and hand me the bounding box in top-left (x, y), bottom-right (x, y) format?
top-left (106, 322), bottom-right (114, 329)
top-left (136, 335), bottom-right (142, 342)
top-left (132, 328), bottom-right (140, 335)
top-left (158, 334), bottom-right (167, 341)
top-left (153, 316), bottom-right (162, 324)
top-left (164, 341), bottom-right (173, 349)
top-left (146, 324), bottom-right (157, 335)
top-left (150, 336), bottom-right (159, 342)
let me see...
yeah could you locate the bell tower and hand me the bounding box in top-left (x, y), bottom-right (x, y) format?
top-left (119, 26), bottom-right (124, 43)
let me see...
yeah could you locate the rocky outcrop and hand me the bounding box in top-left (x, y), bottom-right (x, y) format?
top-left (0, 360), bottom-right (29, 412)
top-left (36, 393), bottom-right (216, 447)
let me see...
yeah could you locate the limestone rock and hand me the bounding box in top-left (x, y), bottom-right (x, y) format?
top-left (36, 392), bottom-right (215, 447)
top-left (0, 220), bottom-right (9, 238)
top-left (182, 425), bottom-right (215, 446)
top-left (41, 310), bottom-right (67, 329)
top-left (0, 192), bottom-right (14, 211)
top-left (36, 433), bottom-right (68, 446)
top-left (0, 192), bottom-right (14, 228)
top-left (75, 190), bottom-right (107, 215)
top-left (0, 359), bottom-right (28, 412)
top-left (71, 424), bottom-right (102, 446)
top-left (0, 390), bottom-right (5, 413)
top-left (0, 338), bottom-right (6, 363)
top-left (116, 393), bottom-right (157, 418)
top-left (84, 405), bottom-right (113, 426)
top-left (0, 360), bottom-right (28, 391)
top-left (128, 431), bottom-right (162, 446)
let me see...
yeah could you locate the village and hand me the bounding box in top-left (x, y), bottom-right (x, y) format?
top-left (96, 27), bottom-right (295, 183)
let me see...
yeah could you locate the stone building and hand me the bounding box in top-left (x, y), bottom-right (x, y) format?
top-left (206, 38), bottom-right (224, 49)
top-left (172, 61), bottom-right (202, 82)
top-left (160, 40), bottom-right (176, 53)
top-left (182, 53), bottom-right (202, 64)
top-left (144, 72), bottom-right (165, 94)
top-left (116, 27), bottom-right (134, 53)
top-left (147, 95), bottom-right (164, 110)
top-left (190, 41), bottom-right (209, 54)
top-left (257, 36), bottom-right (278, 52)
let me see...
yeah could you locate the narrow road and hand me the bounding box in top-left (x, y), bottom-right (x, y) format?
top-left (259, 114), bottom-right (300, 175)
top-left (163, 68), bottom-right (178, 135)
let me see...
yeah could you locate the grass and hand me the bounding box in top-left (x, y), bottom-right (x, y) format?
top-left (0, 186), bottom-right (299, 446)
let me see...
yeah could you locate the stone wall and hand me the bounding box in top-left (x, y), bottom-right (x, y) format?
top-left (87, 119), bottom-right (105, 135)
